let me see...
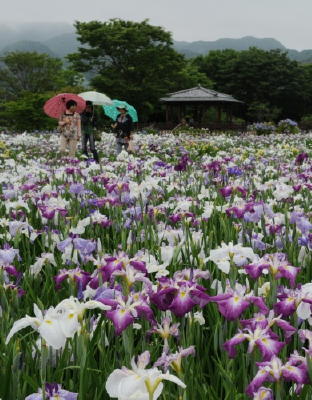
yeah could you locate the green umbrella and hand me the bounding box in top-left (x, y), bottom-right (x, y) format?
top-left (103, 100), bottom-right (138, 122)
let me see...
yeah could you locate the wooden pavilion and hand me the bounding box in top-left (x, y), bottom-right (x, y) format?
top-left (160, 85), bottom-right (243, 129)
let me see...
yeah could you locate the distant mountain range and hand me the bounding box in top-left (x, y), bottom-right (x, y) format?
top-left (174, 37), bottom-right (312, 63)
top-left (0, 23), bottom-right (311, 63)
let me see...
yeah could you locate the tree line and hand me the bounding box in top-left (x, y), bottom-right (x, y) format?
top-left (0, 19), bottom-right (312, 131)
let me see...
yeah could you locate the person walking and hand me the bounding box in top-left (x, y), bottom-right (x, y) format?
top-left (81, 100), bottom-right (99, 162)
top-left (58, 100), bottom-right (81, 158)
top-left (112, 105), bottom-right (133, 154)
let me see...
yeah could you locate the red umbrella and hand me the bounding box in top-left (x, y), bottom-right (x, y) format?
top-left (43, 93), bottom-right (86, 119)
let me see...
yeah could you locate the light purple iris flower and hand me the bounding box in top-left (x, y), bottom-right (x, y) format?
top-left (73, 238), bottom-right (96, 256)
top-left (94, 286), bottom-right (120, 302)
top-left (227, 201), bottom-right (274, 222)
top-left (9, 221), bottom-right (32, 237)
top-left (69, 183), bottom-right (85, 195)
top-left (240, 313), bottom-right (296, 343)
top-left (154, 346), bottom-right (195, 372)
top-left (0, 245), bottom-right (20, 266)
top-left (246, 355), bottom-right (309, 397)
top-left (148, 315), bottom-right (180, 352)
top-left (57, 238), bottom-right (73, 253)
top-left (112, 264), bottom-right (149, 290)
top-left (290, 211), bottom-right (312, 234)
top-left (224, 325), bottom-right (285, 361)
top-left (251, 387), bottom-right (273, 400)
top-left (25, 383), bottom-right (78, 400)
top-left (173, 268), bottom-right (210, 282)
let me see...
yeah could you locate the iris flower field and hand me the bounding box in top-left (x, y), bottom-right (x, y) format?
top-left (0, 131), bottom-right (312, 399)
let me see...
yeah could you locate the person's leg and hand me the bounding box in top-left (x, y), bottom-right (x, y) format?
top-left (59, 135), bottom-right (67, 154)
top-left (89, 132), bottom-right (99, 162)
top-left (124, 140), bottom-right (129, 152)
top-left (116, 141), bottom-right (123, 154)
top-left (68, 139), bottom-right (78, 158)
top-left (81, 133), bottom-right (88, 157)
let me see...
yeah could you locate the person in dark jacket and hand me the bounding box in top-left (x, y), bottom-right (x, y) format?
top-left (81, 101), bottom-right (99, 162)
top-left (112, 105), bottom-right (133, 154)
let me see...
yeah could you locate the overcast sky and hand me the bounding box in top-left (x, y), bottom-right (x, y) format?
top-left (1, 0), bottom-right (311, 50)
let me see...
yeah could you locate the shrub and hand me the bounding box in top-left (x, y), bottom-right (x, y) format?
top-left (276, 119), bottom-right (300, 134)
top-left (248, 122), bottom-right (276, 135)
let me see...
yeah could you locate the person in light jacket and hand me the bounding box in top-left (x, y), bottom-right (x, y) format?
top-left (58, 100), bottom-right (81, 158)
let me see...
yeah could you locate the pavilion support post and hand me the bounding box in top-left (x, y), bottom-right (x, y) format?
top-left (165, 105), bottom-right (169, 123)
top-left (217, 105), bottom-right (221, 123)
top-left (229, 107), bottom-right (233, 127)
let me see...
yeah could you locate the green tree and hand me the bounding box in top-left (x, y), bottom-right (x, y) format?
top-left (193, 48), bottom-right (308, 121)
top-left (0, 51), bottom-right (85, 131)
top-left (0, 92), bottom-right (57, 131)
top-left (0, 51), bottom-right (83, 100)
top-left (69, 19), bottom-right (212, 121)
top-left (301, 63), bottom-right (312, 116)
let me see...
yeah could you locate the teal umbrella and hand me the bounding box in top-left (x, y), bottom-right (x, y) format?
top-left (103, 100), bottom-right (138, 122)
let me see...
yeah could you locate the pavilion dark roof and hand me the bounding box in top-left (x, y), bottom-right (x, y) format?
top-left (160, 85), bottom-right (242, 103)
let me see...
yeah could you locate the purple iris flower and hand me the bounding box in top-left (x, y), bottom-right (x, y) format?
top-left (174, 154), bottom-right (191, 171)
top-left (4, 283), bottom-right (25, 297)
top-left (242, 202), bottom-right (273, 223)
top-left (102, 293), bottom-right (155, 335)
top-left (298, 234), bottom-right (312, 248)
top-left (295, 152), bottom-right (309, 165)
top-left (246, 355), bottom-right (309, 397)
top-left (92, 257), bottom-right (124, 286)
top-left (274, 286), bottom-right (312, 318)
top-left (220, 185), bottom-right (233, 198)
top-left (226, 206), bottom-right (245, 219)
top-left (227, 166), bottom-right (243, 176)
top-left (293, 184), bottom-right (302, 192)
top-left (39, 205), bottom-right (56, 220)
top-left (204, 160), bottom-right (222, 173)
top-left (240, 313), bottom-right (296, 343)
top-left (105, 182), bottom-right (129, 194)
top-left (25, 383), bottom-right (78, 400)
top-left (151, 278), bottom-right (210, 317)
top-left (244, 253), bottom-right (300, 287)
top-left (208, 286), bottom-right (268, 321)
top-left (54, 268), bottom-right (91, 291)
